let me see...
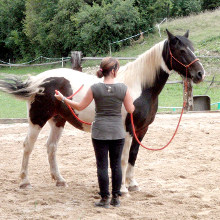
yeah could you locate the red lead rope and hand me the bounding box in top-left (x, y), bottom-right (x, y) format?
top-left (55, 86), bottom-right (92, 126)
top-left (56, 83), bottom-right (185, 151)
top-left (66, 84), bottom-right (92, 125)
top-left (56, 83), bottom-right (184, 151)
top-left (56, 50), bottom-right (199, 150)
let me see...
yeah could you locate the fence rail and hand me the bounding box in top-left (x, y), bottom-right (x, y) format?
top-left (1, 55), bottom-right (219, 67)
top-left (1, 53), bottom-right (219, 112)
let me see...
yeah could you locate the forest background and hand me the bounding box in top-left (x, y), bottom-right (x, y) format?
top-left (0, 0), bottom-right (220, 62)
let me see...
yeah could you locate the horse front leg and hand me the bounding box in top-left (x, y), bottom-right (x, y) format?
top-left (127, 126), bottom-right (148, 192)
top-left (47, 117), bottom-right (67, 187)
top-left (20, 123), bottom-right (42, 189)
top-left (121, 133), bottom-right (132, 195)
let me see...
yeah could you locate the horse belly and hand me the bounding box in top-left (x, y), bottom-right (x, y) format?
top-left (77, 104), bottom-right (95, 132)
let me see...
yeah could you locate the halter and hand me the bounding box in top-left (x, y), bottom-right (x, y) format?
top-left (169, 48), bottom-right (199, 108)
top-left (169, 48), bottom-right (199, 77)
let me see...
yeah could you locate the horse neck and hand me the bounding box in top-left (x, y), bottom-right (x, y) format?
top-left (117, 40), bottom-right (170, 98)
top-left (148, 40), bottom-right (170, 98)
top-left (117, 40), bottom-right (167, 88)
top-left (149, 68), bottom-right (169, 99)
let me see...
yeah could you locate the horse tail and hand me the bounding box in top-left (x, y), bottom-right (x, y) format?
top-left (0, 75), bottom-right (44, 100)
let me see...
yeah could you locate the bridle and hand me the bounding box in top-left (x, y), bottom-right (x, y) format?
top-left (169, 47), bottom-right (199, 77)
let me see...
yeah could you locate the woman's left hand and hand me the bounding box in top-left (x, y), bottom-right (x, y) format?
top-left (54, 90), bottom-right (64, 101)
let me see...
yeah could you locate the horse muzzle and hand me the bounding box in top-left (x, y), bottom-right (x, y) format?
top-left (191, 69), bottom-right (205, 84)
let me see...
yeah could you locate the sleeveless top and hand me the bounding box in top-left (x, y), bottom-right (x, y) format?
top-left (91, 82), bottom-right (127, 140)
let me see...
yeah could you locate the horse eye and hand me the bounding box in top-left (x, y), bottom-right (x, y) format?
top-left (180, 49), bottom-right (186, 54)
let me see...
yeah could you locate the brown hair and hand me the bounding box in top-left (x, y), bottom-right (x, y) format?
top-left (96, 57), bottom-right (120, 78)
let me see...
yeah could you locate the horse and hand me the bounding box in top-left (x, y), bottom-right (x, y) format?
top-left (0, 30), bottom-right (205, 193)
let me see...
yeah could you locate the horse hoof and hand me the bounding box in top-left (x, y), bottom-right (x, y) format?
top-left (19, 183), bottom-right (32, 189)
top-left (121, 192), bottom-right (130, 197)
top-left (56, 181), bottom-right (67, 187)
top-left (128, 185), bottom-right (140, 192)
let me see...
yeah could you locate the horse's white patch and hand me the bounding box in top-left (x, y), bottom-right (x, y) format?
top-left (25, 40), bottom-right (167, 132)
top-left (46, 119), bottom-right (66, 183)
top-left (187, 46), bottom-right (206, 79)
top-left (117, 40), bottom-right (167, 90)
top-left (161, 56), bottom-right (171, 74)
top-left (20, 121), bottom-right (42, 187)
top-left (187, 46), bottom-right (196, 58)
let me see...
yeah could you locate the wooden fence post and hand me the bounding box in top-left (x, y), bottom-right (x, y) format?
top-left (183, 78), bottom-right (193, 112)
top-left (71, 51), bottom-right (83, 72)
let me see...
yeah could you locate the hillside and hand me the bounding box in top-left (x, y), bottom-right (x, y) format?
top-left (111, 8), bottom-right (220, 57)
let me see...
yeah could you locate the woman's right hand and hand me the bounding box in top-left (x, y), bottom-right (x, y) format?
top-left (54, 90), bottom-right (64, 102)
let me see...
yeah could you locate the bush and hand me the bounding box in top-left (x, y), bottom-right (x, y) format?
top-left (202, 0), bottom-right (220, 10)
top-left (170, 0), bottom-right (202, 17)
top-left (0, 0), bottom-right (26, 61)
top-left (75, 0), bottom-right (140, 55)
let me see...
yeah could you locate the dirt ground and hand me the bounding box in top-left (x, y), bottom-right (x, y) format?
top-left (0, 112), bottom-right (219, 220)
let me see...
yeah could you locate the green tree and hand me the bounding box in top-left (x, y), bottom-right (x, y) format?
top-left (24, 0), bottom-right (59, 57)
top-left (0, 0), bottom-right (26, 61)
top-left (202, 0), bottom-right (220, 10)
top-left (134, 0), bottom-right (172, 32)
top-left (75, 0), bottom-right (140, 55)
top-left (49, 0), bottom-right (84, 56)
top-left (170, 0), bottom-right (202, 17)
top-left (83, 0), bottom-right (102, 5)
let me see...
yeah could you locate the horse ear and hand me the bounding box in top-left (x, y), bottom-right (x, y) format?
top-left (184, 30), bottom-right (189, 38)
top-left (166, 29), bottom-right (179, 46)
top-left (166, 29), bottom-right (175, 41)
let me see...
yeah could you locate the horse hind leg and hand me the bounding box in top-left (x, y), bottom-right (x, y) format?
top-left (20, 123), bottom-right (42, 189)
top-left (46, 116), bottom-right (67, 187)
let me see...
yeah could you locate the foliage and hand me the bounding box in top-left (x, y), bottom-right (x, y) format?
top-left (49, 0), bottom-right (85, 56)
top-left (83, 0), bottom-right (102, 5)
top-left (134, 0), bottom-right (171, 31)
top-left (75, 0), bottom-right (140, 55)
top-left (24, 0), bottom-right (59, 57)
top-left (0, 0), bottom-right (26, 61)
top-left (202, 0), bottom-right (220, 10)
top-left (170, 0), bottom-right (202, 17)
top-left (0, 0), bottom-right (219, 61)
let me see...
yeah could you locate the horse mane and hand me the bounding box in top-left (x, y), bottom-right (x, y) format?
top-left (117, 40), bottom-right (169, 88)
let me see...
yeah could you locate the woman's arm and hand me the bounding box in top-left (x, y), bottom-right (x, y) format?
top-left (123, 89), bottom-right (135, 113)
top-left (54, 88), bottom-right (93, 111)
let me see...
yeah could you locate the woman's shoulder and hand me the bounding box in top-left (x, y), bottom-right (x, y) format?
top-left (116, 83), bottom-right (127, 91)
top-left (114, 83), bottom-right (127, 97)
top-left (91, 82), bottom-right (102, 89)
top-left (115, 82), bottom-right (127, 88)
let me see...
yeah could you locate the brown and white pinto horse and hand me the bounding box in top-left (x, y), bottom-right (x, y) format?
top-left (0, 30), bottom-right (205, 193)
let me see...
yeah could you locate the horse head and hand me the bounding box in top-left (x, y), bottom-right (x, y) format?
top-left (166, 29), bottom-right (205, 84)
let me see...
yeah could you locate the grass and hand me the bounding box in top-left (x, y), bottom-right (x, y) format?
top-left (0, 92), bottom-right (27, 118)
top-left (0, 9), bottom-right (220, 118)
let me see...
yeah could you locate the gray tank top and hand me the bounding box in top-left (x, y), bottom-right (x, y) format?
top-left (91, 82), bottom-right (127, 140)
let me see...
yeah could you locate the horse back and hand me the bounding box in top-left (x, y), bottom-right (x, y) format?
top-left (28, 68), bottom-right (98, 130)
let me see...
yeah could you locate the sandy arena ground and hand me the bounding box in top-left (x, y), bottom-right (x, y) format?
top-left (0, 112), bottom-right (219, 220)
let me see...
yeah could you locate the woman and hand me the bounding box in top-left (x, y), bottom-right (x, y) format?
top-left (55, 57), bottom-right (135, 208)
